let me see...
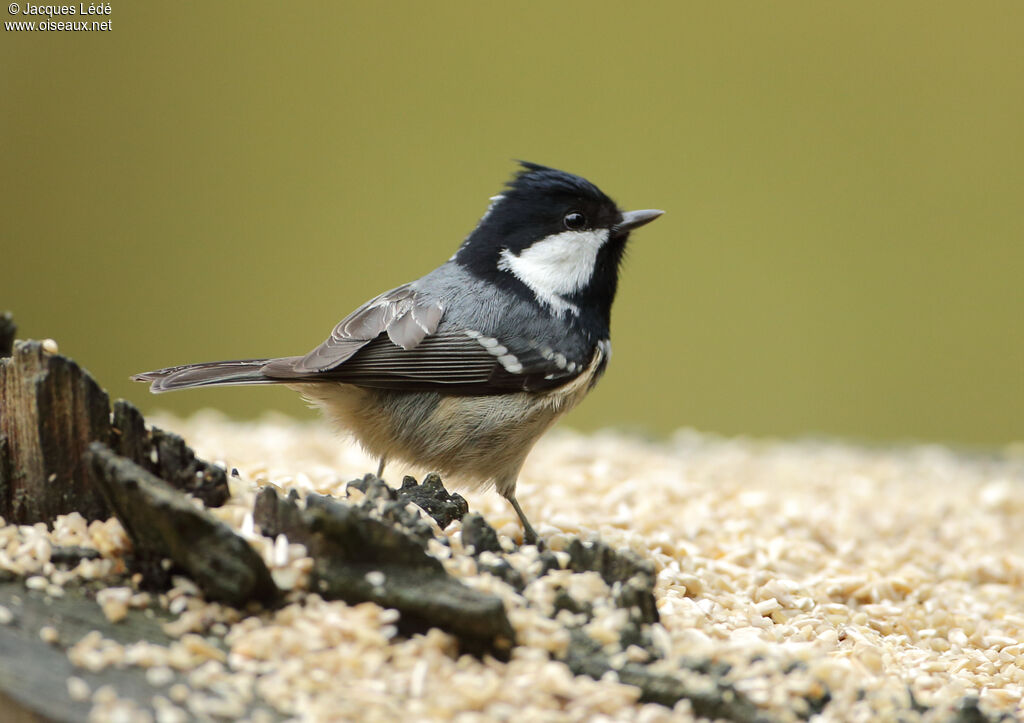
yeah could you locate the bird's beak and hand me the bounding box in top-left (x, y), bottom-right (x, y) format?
top-left (615, 209), bottom-right (664, 234)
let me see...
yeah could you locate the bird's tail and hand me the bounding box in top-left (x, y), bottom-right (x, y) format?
top-left (131, 357), bottom-right (302, 393)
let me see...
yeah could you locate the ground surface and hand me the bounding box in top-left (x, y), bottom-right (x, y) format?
top-left (157, 414), bottom-right (1024, 721)
top-left (4, 412), bottom-right (1023, 721)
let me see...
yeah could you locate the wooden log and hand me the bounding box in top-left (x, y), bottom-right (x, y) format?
top-left (0, 342), bottom-right (112, 524)
top-left (109, 400), bottom-right (229, 509)
top-left (564, 629), bottom-right (761, 720)
top-left (394, 473), bottom-right (468, 529)
top-left (254, 486), bottom-right (515, 656)
top-left (87, 443), bottom-right (278, 607)
top-left (566, 538), bottom-right (659, 624)
top-left (0, 579), bottom-right (283, 722)
top-left (0, 337), bottom-right (229, 525)
top-left (0, 579), bottom-right (175, 723)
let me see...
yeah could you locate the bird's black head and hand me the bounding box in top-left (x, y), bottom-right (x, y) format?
top-left (455, 162), bottom-right (663, 331)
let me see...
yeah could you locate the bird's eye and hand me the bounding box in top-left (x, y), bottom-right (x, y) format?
top-left (563, 212), bottom-right (587, 231)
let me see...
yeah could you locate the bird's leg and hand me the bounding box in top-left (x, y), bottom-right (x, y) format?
top-left (506, 493), bottom-right (540, 546)
top-left (376, 457), bottom-right (387, 479)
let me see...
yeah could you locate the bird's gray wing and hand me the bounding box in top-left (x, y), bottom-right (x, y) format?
top-left (260, 282), bottom-right (594, 393)
top-left (266, 284), bottom-right (445, 376)
top-left (302, 329), bottom-right (593, 394)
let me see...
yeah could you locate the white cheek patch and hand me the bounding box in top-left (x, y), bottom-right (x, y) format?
top-left (497, 229), bottom-right (610, 315)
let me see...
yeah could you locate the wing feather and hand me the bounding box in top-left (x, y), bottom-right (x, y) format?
top-left (272, 284), bottom-right (442, 375)
top-left (386, 308), bottom-right (429, 350)
top-left (260, 283), bottom-right (591, 393)
top-left (304, 331), bottom-right (586, 393)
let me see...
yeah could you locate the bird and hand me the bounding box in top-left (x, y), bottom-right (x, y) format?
top-left (133, 162), bottom-right (663, 544)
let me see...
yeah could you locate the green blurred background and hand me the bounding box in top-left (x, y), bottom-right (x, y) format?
top-left (2, 2), bottom-right (1022, 446)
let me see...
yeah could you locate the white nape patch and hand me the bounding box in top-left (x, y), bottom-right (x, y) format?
top-left (497, 229), bottom-right (610, 316)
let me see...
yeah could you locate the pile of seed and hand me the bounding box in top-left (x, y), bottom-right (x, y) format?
top-left (4, 411), bottom-right (1023, 721)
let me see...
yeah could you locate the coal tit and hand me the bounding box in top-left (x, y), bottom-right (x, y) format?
top-left (134, 162), bottom-right (663, 544)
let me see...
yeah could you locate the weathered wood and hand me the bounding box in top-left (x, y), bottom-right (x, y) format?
top-left (564, 629), bottom-right (761, 721)
top-left (0, 342), bottom-right (113, 524)
top-left (255, 486), bottom-right (515, 656)
top-left (0, 437), bottom-right (10, 522)
top-left (110, 400), bottom-right (229, 508)
top-left (0, 580), bottom-right (282, 723)
top-left (461, 513), bottom-right (503, 555)
top-left (88, 443), bottom-right (278, 607)
top-left (394, 473), bottom-right (468, 529)
top-left (0, 341), bottom-right (230, 525)
top-left (0, 312), bottom-right (14, 357)
top-left (0, 580), bottom-right (172, 723)
top-left (567, 538), bottom-right (659, 624)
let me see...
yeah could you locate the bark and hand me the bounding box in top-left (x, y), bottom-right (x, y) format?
top-left (0, 337), bottom-right (228, 525)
